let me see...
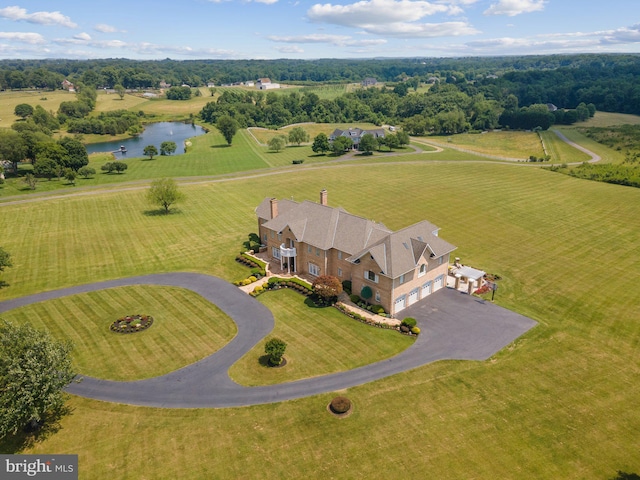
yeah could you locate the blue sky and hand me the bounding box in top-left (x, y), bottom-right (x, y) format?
top-left (0, 0), bottom-right (639, 59)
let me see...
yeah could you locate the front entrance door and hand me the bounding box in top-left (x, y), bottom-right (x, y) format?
top-left (289, 257), bottom-right (295, 272)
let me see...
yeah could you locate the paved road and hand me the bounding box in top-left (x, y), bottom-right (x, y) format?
top-left (0, 273), bottom-right (537, 408)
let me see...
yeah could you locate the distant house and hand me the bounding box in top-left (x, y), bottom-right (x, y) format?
top-left (427, 76), bottom-right (440, 84)
top-left (159, 81), bottom-right (171, 89)
top-left (547, 103), bottom-right (558, 112)
top-left (257, 78), bottom-right (280, 90)
top-left (362, 77), bottom-right (377, 87)
top-left (329, 127), bottom-right (385, 150)
top-left (256, 190), bottom-right (456, 316)
top-left (245, 81), bottom-right (254, 87)
top-left (61, 79), bottom-right (74, 91)
top-left (207, 82), bottom-right (216, 88)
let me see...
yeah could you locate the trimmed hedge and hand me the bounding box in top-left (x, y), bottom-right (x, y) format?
top-left (401, 317), bottom-right (417, 329)
top-left (349, 294), bottom-right (360, 304)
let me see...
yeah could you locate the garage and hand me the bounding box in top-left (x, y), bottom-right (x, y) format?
top-left (394, 295), bottom-right (407, 313)
top-left (408, 288), bottom-right (419, 306)
top-left (433, 275), bottom-right (444, 291)
top-left (421, 281), bottom-right (432, 297)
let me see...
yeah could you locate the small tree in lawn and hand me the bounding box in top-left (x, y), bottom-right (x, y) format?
top-left (143, 145), bottom-right (158, 160)
top-left (0, 246), bottom-right (11, 275)
top-left (111, 161), bottom-right (128, 174)
top-left (114, 84), bottom-right (126, 100)
top-left (288, 126), bottom-right (309, 146)
top-left (0, 320), bottom-right (75, 438)
top-left (312, 275), bottom-right (343, 306)
top-left (268, 135), bottom-right (287, 152)
top-left (22, 173), bottom-right (36, 190)
top-left (78, 166), bottom-right (96, 178)
top-left (160, 141), bottom-right (177, 156)
top-left (64, 168), bottom-right (76, 185)
top-left (264, 337), bottom-right (287, 366)
top-left (216, 115), bottom-right (238, 146)
top-left (147, 177), bottom-right (185, 214)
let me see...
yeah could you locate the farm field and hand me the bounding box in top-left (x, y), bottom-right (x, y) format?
top-left (1, 160), bottom-right (640, 478)
top-left (425, 130), bottom-right (545, 159)
top-left (539, 130), bottom-right (591, 164)
top-left (228, 289), bottom-right (413, 386)
top-left (0, 89), bottom-right (74, 129)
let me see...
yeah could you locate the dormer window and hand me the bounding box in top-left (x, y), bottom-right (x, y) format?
top-left (418, 264), bottom-right (427, 277)
top-left (365, 270), bottom-right (379, 283)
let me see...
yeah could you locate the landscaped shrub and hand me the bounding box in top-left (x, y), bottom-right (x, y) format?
top-left (411, 326), bottom-right (421, 335)
top-left (400, 325), bottom-right (410, 333)
top-left (349, 294), bottom-right (360, 304)
top-left (371, 304), bottom-right (386, 315)
top-left (342, 280), bottom-right (352, 294)
top-left (250, 267), bottom-right (264, 278)
top-left (401, 317), bottom-right (417, 329)
top-left (249, 276), bottom-right (257, 283)
top-left (330, 396), bottom-right (352, 414)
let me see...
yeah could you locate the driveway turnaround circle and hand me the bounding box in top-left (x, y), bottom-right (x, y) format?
top-left (0, 273), bottom-right (537, 408)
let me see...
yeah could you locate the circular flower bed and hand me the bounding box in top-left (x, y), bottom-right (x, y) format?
top-left (110, 314), bottom-right (154, 334)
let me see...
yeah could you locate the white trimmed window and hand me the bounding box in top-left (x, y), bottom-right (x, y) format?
top-left (309, 263), bottom-right (320, 276)
top-left (278, 233), bottom-right (282, 241)
top-left (337, 268), bottom-right (342, 277)
top-left (316, 248), bottom-right (320, 256)
top-left (272, 247), bottom-right (281, 259)
top-left (375, 291), bottom-right (380, 302)
top-left (263, 233), bottom-right (268, 243)
top-left (308, 245), bottom-right (312, 253)
top-left (338, 251), bottom-right (343, 260)
top-left (364, 270), bottom-right (379, 283)
top-left (399, 274), bottom-right (406, 285)
top-left (418, 264), bottom-right (427, 277)
top-left (438, 256), bottom-right (443, 265)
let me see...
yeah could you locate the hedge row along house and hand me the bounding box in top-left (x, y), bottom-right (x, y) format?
top-left (256, 190), bottom-right (456, 316)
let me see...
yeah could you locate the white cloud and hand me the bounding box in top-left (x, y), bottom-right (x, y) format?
top-left (600, 24), bottom-right (640, 44)
top-left (365, 21), bottom-right (478, 37)
top-left (73, 32), bottom-right (91, 41)
top-left (268, 33), bottom-right (387, 46)
top-left (308, 0), bottom-right (453, 27)
top-left (484, 0), bottom-right (546, 17)
top-left (0, 6), bottom-right (77, 28)
top-left (0, 31), bottom-right (45, 44)
top-left (276, 45), bottom-right (304, 53)
top-left (94, 23), bottom-right (118, 33)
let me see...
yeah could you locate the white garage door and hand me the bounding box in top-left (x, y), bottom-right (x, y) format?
top-left (433, 275), bottom-right (444, 291)
top-left (408, 288), bottom-right (419, 306)
top-left (422, 281), bottom-right (432, 297)
top-left (394, 295), bottom-right (406, 313)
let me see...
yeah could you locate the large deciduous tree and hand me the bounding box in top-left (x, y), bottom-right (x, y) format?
top-left (160, 141), bottom-right (177, 156)
top-left (0, 130), bottom-right (27, 171)
top-left (216, 115), bottom-right (238, 146)
top-left (114, 84), bottom-right (126, 100)
top-left (14, 103), bottom-right (34, 119)
top-left (0, 321), bottom-right (75, 438)
top-left (146, 177), bottom-right (185, 214)
top-left (311, 133), bottom-right (330, 154)
top-left (331, 136), bottom-right (352, 154)
top-left (58, 137), bottom-right (89, 171)
top-left (268, 135), bottom-right (287, 152)
top-left (288, 126), bottom-right (309, 146)
top-left (358, 133), bottom-right (376, 153)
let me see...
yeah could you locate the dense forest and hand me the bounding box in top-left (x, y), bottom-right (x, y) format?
top-left (0, 54), bottom-right (639, 115)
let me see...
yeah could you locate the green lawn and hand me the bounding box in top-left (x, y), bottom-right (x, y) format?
top-left (0, 286), bottom-right (237, 381)
top-left (228, 289), bottom-right (413, 386)
top-left (427, 130), bottom-right (545, 159)
top-left (0, 90), bottom-right (73, 129)
top-left (1, 155), bottom-right (640, 478)
top-left (581, 111), bottom-right (640, 127)
top-left (554, 126), bottom-right (626, 164)
top-left (539, 130), bottom-right (591, 164)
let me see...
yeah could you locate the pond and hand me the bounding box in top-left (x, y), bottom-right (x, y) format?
top-left (85, 122), bottom-right (206, 158)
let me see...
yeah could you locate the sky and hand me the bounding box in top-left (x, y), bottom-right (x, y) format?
top-left (0, 0), bottom-right (638, 60)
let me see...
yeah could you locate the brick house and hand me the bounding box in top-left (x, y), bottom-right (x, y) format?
top-left (256, 190), bottom-right (456, 316)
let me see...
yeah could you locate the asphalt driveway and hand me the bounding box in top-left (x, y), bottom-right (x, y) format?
top-left (0, 274), bottom-right (537, 408)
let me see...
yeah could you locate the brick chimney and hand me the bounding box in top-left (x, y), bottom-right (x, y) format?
top-left (270, 198), bottom-right (278, 219)
top-left (320, 189), bottom-right (328, 206)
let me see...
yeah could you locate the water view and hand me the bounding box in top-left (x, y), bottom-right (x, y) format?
top-left (85, 122), bottom-right (206, 158)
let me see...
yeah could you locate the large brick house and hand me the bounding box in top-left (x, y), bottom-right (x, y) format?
top-left (256, 190), bottom-right (456, 316)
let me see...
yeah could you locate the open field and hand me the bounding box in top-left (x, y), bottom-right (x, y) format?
top-left (428, 131), bottom-right (545, 159)
top-left (93, 91), bottom-right (148, 113)
top-left (539, 130), bottom-right (591, 163)
top-left (554, 126), bottom-right (626, 163)
top-left (248, 122), bottom-right (383, 145)
top-left (581, 111), bottom-right (640, 127)
top-left (1, 160), bottom-right (640, 478)
top-left (0, 90), bottom-right (74, 129)
top-left (0, 286), bottom-right (237, 381)
top-left (228, 289), bottom-right (413, 386)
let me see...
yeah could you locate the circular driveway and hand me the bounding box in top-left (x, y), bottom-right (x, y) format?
top-left (0, 273), bottom-right (537, 408)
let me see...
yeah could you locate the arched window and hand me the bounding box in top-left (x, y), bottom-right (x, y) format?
top-left (418, 263), bottom-right (427, 277)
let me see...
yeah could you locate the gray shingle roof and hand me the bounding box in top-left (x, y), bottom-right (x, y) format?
top-left (257, 198), bottom-right (456, 279)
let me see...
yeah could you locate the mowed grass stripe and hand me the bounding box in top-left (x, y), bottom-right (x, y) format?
top-left (228, 289), bottom-right (413, 386)
top-left (0, 286), bottom-right (237, 381)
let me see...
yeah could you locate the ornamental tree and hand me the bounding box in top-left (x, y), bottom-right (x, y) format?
top-left (160, 141), bottom-right (177, 156)
top-left (0, 321), bottom-right (76, 438)
top-left (144, 145), bottom-right (158, 160)
top-left (264, 337), bottom-right (287, 366)
top-left (146, 177), bottom-right (185, 214)
top-left (312, 275), bottom-right (343, 305)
